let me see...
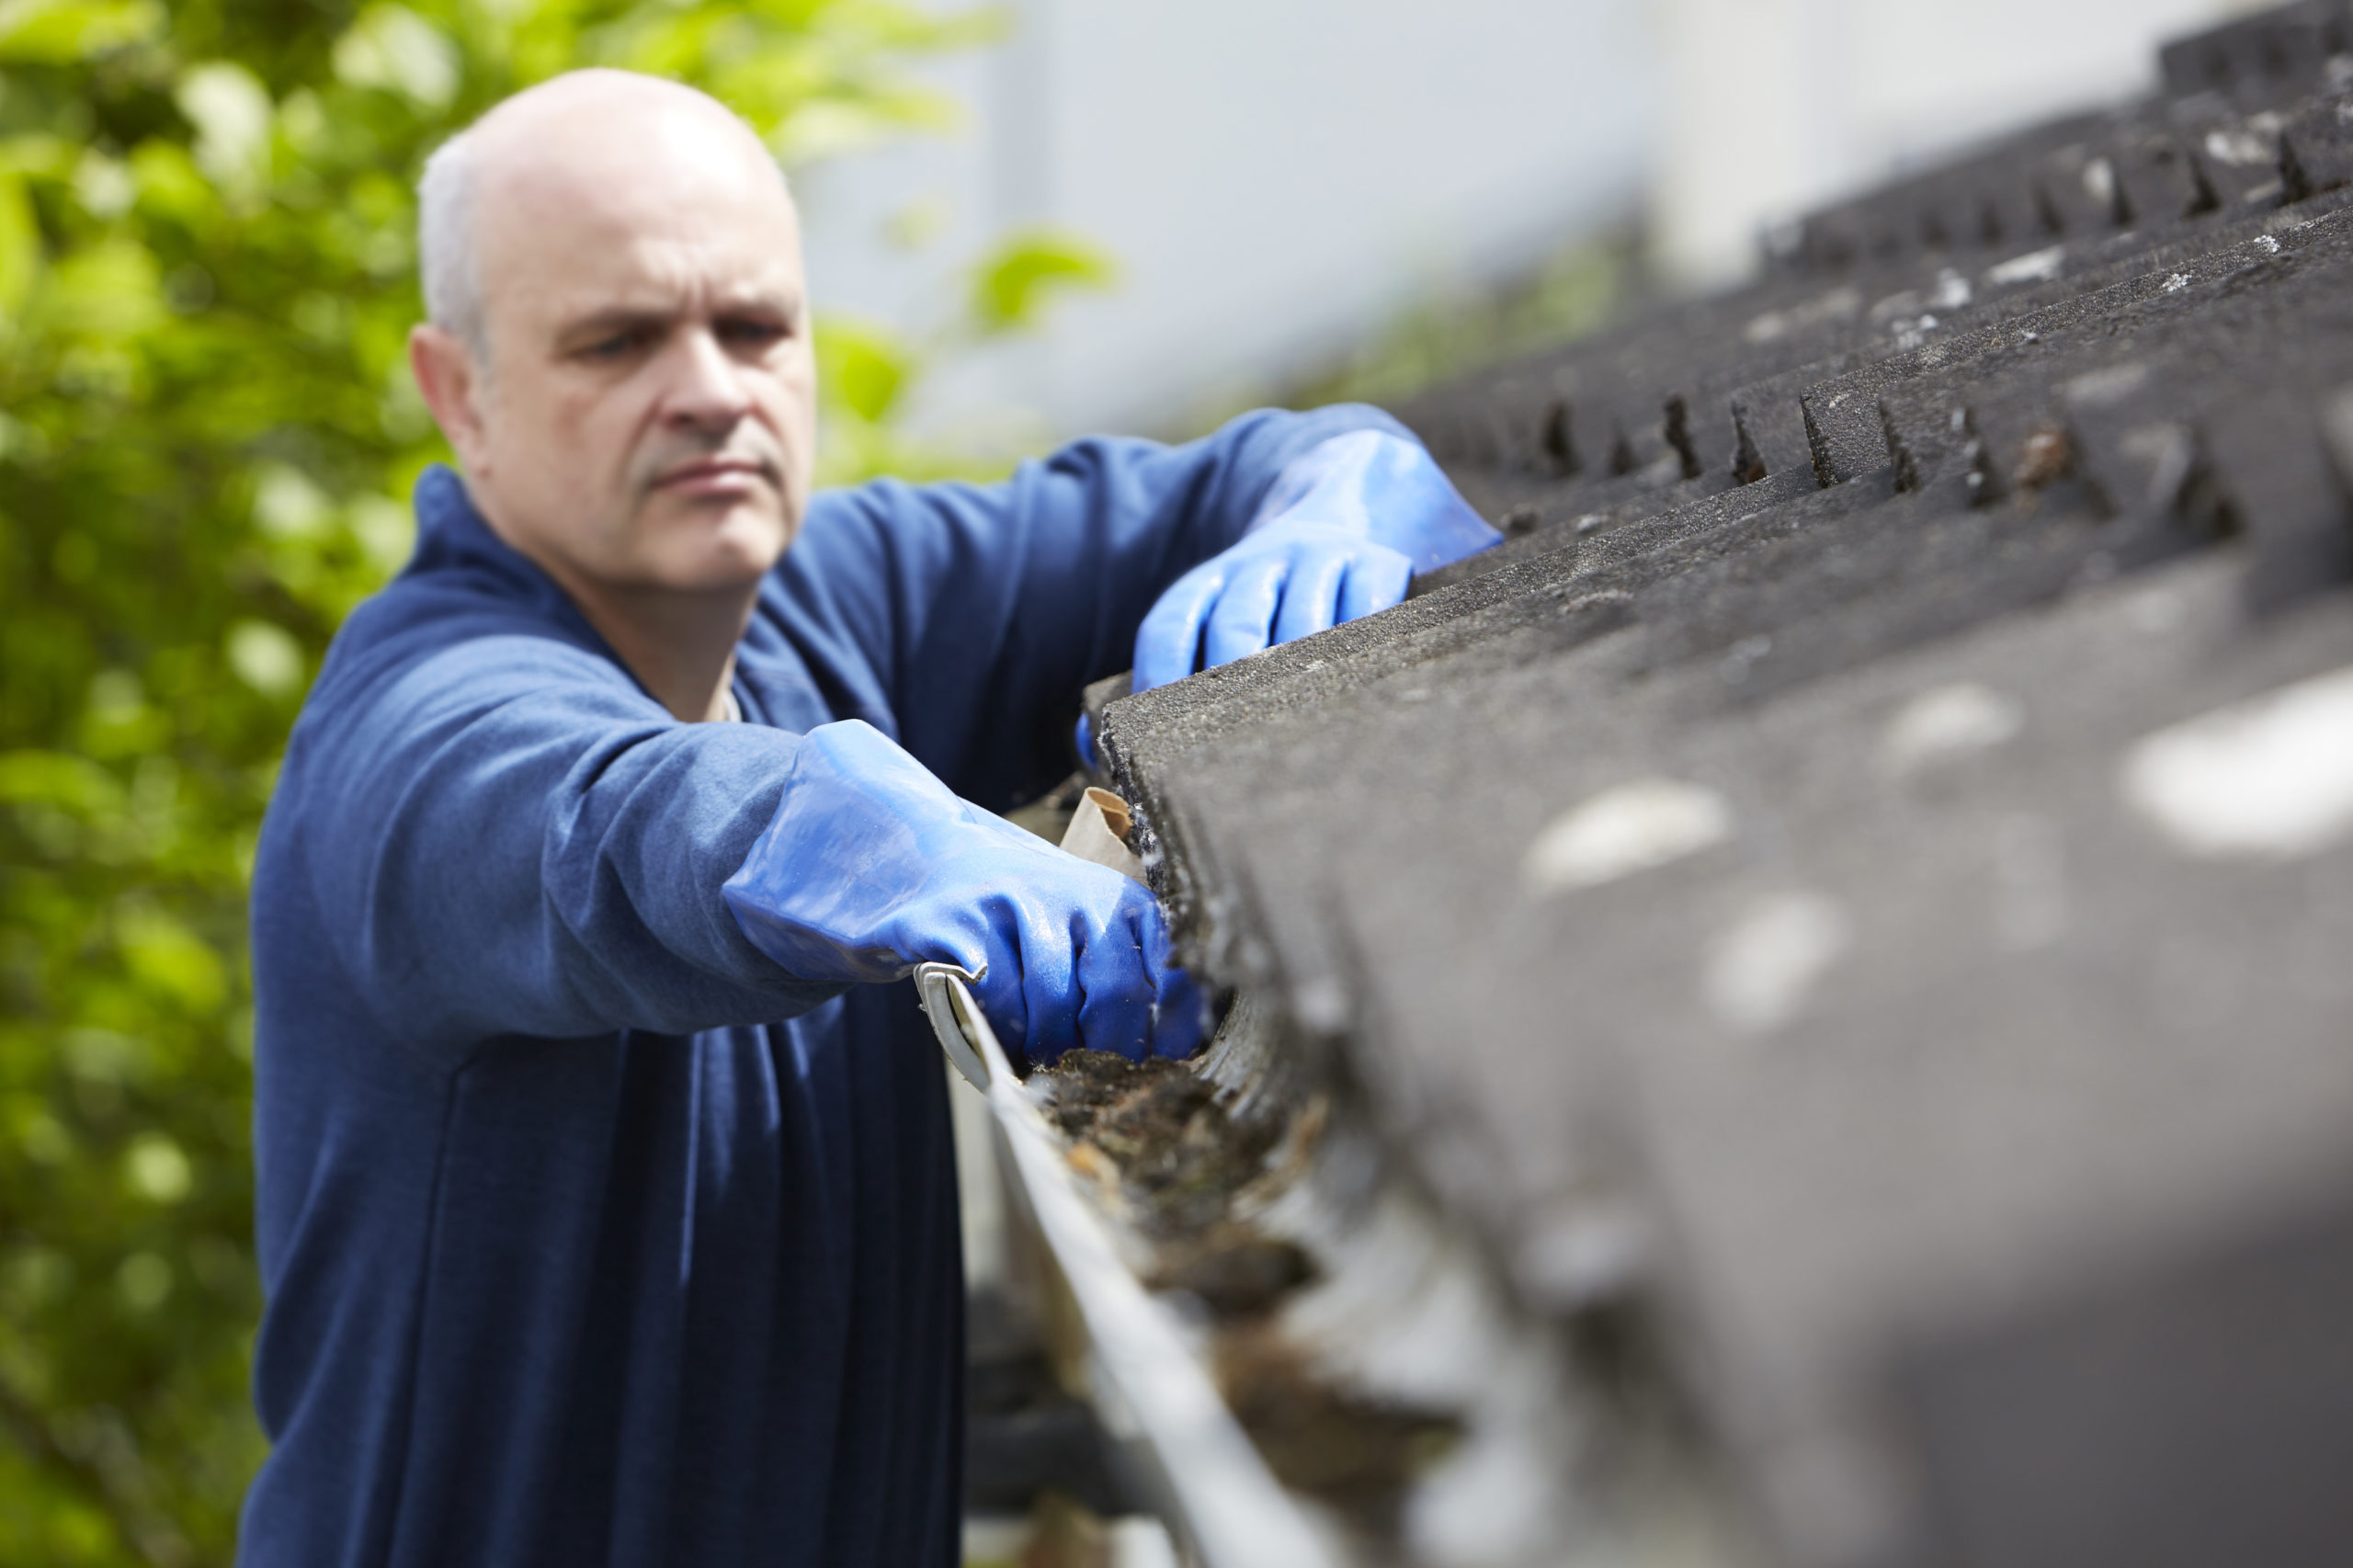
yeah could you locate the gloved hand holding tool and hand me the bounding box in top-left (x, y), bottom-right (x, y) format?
top-left (1079, 431), bottom-right (1502, 764)
top-left (724, 720), bottom-right (1202, 1066)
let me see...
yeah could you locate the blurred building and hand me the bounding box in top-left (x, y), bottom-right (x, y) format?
top-left (800, 0), bottom-right (2256, 443)
top-left (798, 0), bottom-right (1655, 442)
top-left (1654, 0), bottom-right (2254, 284)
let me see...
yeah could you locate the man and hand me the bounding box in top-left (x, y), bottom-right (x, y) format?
top-left (242, 70), bottom-right (1496, 1565)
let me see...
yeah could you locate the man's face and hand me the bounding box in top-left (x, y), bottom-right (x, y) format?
top-left (429, 109), bottom-right (815, 597)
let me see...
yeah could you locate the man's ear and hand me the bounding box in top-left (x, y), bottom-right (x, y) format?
top-left (409, 324), bottom-right (493, 474)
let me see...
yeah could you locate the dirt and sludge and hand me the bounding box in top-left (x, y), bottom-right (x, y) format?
top-left (1215, 1322), bottom-right (1463, 1539)
top-left (1005, 782), bottom-right (1485, 1554)
top-left (1029, 1041), bottom-right (1465, 1545)
top-left (1040, 1050), bottom-right (1277, 1240)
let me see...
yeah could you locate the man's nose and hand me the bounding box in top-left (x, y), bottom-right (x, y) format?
top-left (661, 328), bottom-right (754, 431)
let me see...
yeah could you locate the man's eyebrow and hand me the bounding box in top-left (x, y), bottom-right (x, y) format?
top-left (553, 306), bottom-right (677, 345)
top-left (551, 288), bottom-right (805, 346)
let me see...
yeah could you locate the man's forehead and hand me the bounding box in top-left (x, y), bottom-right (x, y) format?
top-left (475, 148), bottom-right (800, 314)
top-left (494, 231), bottom-right (801, 337)
top-left (483, 135), bottom-right (790, 235)
top-left (543, 246), bottom-right (804, 316)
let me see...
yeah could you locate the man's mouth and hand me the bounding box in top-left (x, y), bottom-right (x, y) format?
top-left (653, 455), bottom-right (774, 494)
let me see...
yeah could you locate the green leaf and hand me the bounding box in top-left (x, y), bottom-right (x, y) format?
top-left (224, 620), bottom-right (304, 699)
top-left (37, 235), bottom-right (164, 342)
top-left (116, 906), bottom-right (229, 1014)
top-left (0, 749), bottom-right (126, 816)
top-left (0, 0), bottom-right (161, 63)
top-left (0, 131), bottom-right (76, 178)
top-left (126, 139), bottom-right (213, 225)
top-left (174, 61), bottom-right (274, 197)
top-left (764, 90), bottom-right (959, 165)
top-left (968, 228), bottom-right (1117, 336)
top-left (0, 172), bottom-right (36, 319)
top-left (116, 1250), bottom-right (173, 1312)
top-left (334, 6), bottom-right (461, 111)
top-left (122, 1131), bottom-right (192, 1203)
top-left (251, 462), bottom-right (331, 540)
top-left (814, 314), bottom-right (911, 424)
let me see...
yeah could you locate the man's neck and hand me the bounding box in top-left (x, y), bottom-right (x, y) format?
top-left (561, 574), bottom-right (756, 722)
top-left (468, 480), bottom-right (771, 715)
top-left (465, 482), bottom-right (757, 722)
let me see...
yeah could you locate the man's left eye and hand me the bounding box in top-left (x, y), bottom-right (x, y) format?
top-left (720, 320), bottom-right (790, 348)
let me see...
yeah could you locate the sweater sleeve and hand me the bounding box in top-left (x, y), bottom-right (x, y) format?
top-left (279, 614), bottom-right (840, 1062)
top-left (765, 403), bottom-right (1413, 808)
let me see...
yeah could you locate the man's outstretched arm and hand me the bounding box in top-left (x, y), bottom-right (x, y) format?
top-left (770, 404), bottom-right (1438, 809)
top-left (280, 625), bottom-right (838, 1060)
top-left (279, 612), bottom-right (1192, 1066)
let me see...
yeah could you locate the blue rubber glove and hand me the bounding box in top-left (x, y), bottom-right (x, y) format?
top-left (723, 720), bottom-right (1202, 1064)
top-left (1131, 430), bottom-right (1501, 697)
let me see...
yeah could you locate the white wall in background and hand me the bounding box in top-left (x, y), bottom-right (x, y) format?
top-left (798, 0), bottom-right (2274, 441)
top-left (794, 0), bottom-right (1658, 442)
top-left (1651, 0), bottom-right (2263, 287)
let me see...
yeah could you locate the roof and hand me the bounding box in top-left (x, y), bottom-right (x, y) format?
top-left (1085, 5), bottom-right (2353, 1561)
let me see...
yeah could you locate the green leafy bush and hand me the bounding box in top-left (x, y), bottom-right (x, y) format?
top-left (0, 4), bottom-right (1112, 1561)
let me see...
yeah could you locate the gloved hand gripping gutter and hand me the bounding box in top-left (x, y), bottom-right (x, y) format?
top-left (723, 719), bottom-right (1202, 1065)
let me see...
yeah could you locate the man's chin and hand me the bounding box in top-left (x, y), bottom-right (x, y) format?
top-left (642, 496), bottom-right (793, 591)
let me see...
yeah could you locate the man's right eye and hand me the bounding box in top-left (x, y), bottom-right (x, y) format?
top-left (579, 327), bottom-right (654, 361)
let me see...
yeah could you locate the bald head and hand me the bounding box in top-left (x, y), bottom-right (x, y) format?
top-left (404, 67), bottom-right (817, 704)
top-left (419, 70), bottom-right (791, 361)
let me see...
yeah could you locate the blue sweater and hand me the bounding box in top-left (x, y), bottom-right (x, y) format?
top-left (239, 404), bottom-right (1399, 1568)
